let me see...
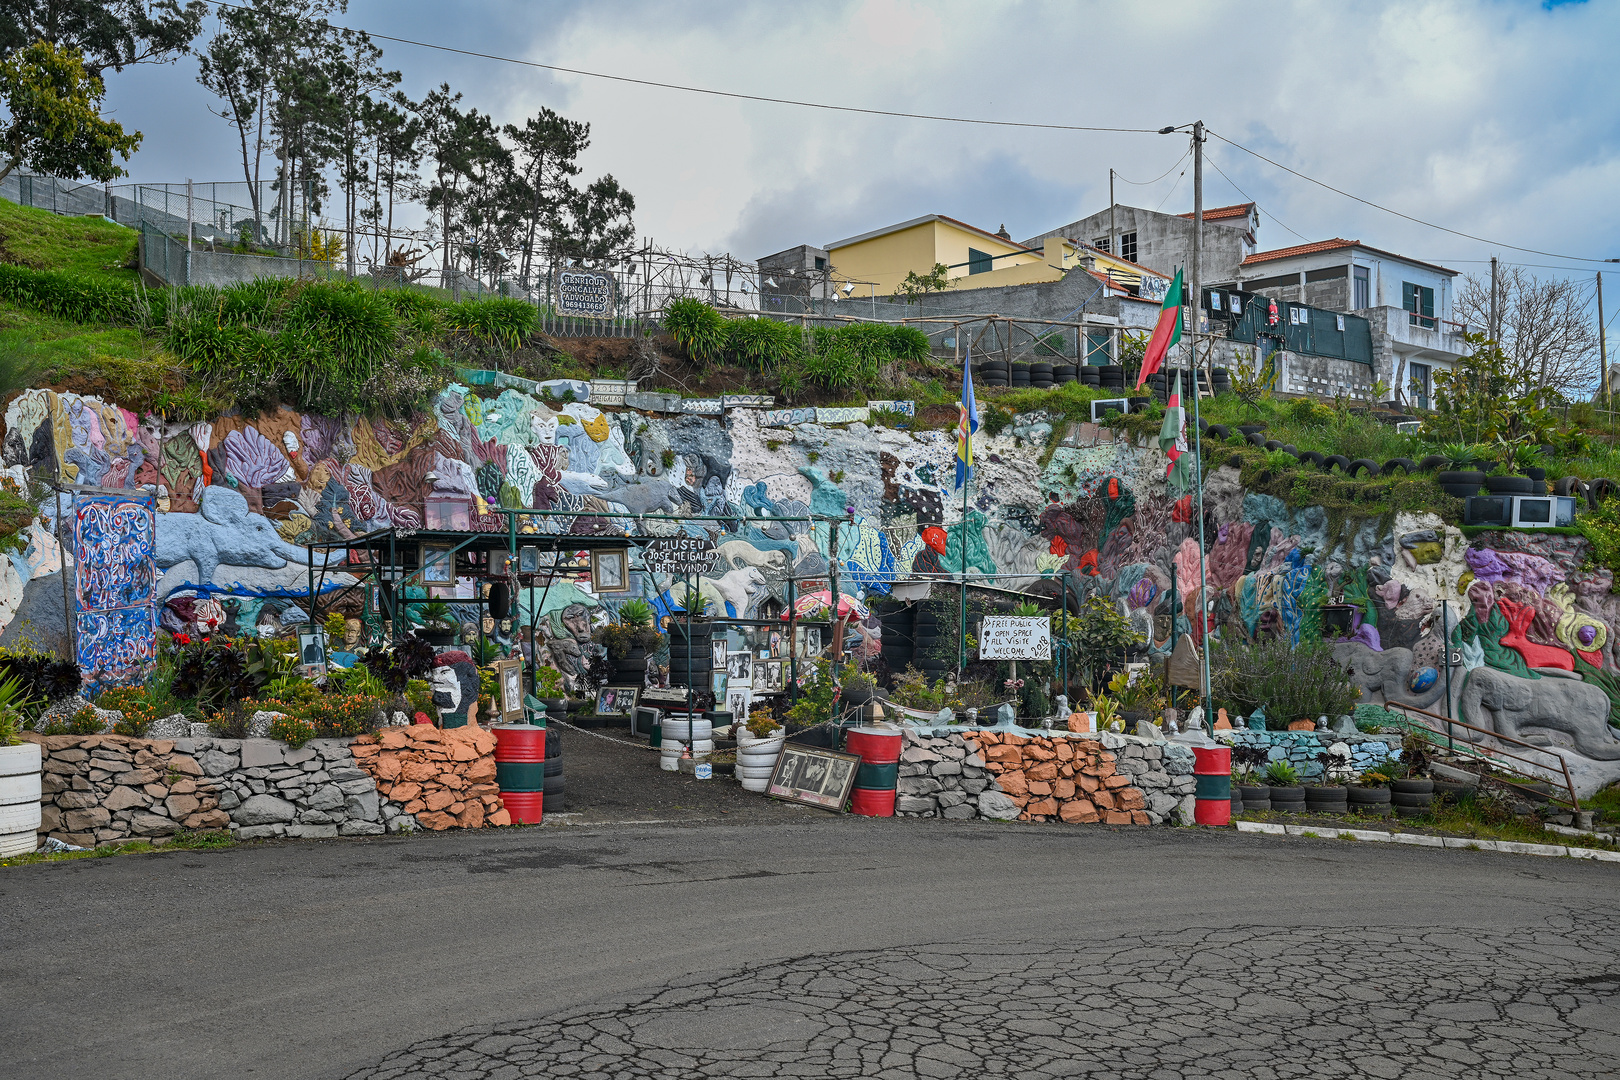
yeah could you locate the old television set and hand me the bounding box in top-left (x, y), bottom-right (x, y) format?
top-left (1464, 494), bottom-right (1575, 529)
top-left (632, 706), bottom-right (661, 739)
top-left (1090, 398), bottom-right (1130, 421)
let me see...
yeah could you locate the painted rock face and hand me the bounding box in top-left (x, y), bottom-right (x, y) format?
top-left (1408, 666), bottom-right (1438, 693)
top-left (1578, 625), bottom-right (1599, 647)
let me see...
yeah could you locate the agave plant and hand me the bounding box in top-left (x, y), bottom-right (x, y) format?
top-left (617, 598), bottom-right (655, 628)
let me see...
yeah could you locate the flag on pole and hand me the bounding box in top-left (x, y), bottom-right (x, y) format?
top-left (1160, 370), bottom-right (1196, 495)
top-left (1134, 268), bottom-right (1185, 389)
top-left (955, 344), bottom-right (977, 490)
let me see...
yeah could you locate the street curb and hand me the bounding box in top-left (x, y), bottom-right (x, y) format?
top-left (1234, 819), bottom-right (1620, 862)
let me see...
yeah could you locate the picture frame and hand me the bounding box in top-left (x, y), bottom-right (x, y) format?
top-left (297, 628), bottom-right (328, 678)
top-left (491, 550), bottom-right (517, 576)
top-left (710, 638), bottom-right (728, 668)
top-left (768, 630), bottom-right (782, 657)
top-left (419, 541), bottom-right (454, 585)
top-left (766, 659), bottom-right (784, 692)
top-left (768, 744), bottom-right (861, 811)
top-left (494, 658), bottom-right (524, 721)
top-left (710, 671), bottom-right (728, 696)
top-left (752, 661), bottom-right (771, 692)
top-left (795, 626), bottom-right (821, 658)
top-left (591, 548), bottom-right (628, 593)
top-left (727, 651), bottom-right (752, 683)
top-left (725, 685), bottom-right (752, 720)
top-left (596, 685), bottom-right (639, 717)
top-left (518, 545), bottom-right (543, 574)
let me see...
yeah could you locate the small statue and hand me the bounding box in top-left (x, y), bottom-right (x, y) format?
top-left (1187, 705), bottom-right (1204, 733)
top-left (965, 707), bottom-right (979, 725)
top-left (996, 702), bottom-right (1017, 727)
top-left (1316, 714), bottom-right (1329, 731)
top-left (1248, 706), bottom-right (1267, 731)
top-left (1055, 694), bottom-right (1070, 717)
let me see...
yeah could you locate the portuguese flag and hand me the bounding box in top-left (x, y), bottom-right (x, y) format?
top-left (1134, 268), bottom-right (1185, 389)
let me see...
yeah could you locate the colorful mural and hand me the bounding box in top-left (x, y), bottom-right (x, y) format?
top-left (73, 490), bottom-right (157, 693)
top-left (5, 383), bottom-right (1620, 793)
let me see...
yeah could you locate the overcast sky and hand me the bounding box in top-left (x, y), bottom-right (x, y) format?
top-left (102, 0), bottom-right (1620, 301)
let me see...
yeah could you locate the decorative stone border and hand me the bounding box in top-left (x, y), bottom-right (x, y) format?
top-left (1235, 819), bottom-right (1620, 861)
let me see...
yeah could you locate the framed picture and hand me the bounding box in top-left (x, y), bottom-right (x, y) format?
top-left (795, 626), bottom-right (821, 658)
top-left (491, 551), bottom-right (517, 575)
top-left (298, 628), bottom-right (328, 678)
top-left (725, 685), bottom-right (752, 720)
top-left (518, 545), bottom-right (543, 574)
top-left (727, 651), bottom-right (752, 683)
top-left (768, 745), bottom-right (861, 811)
top-left (768, 630), bottom-right (782, 657)
top-left (420, 541), bottom-right (454, 585)
top-left (758, 648), bottom-right (770, 660)
top-left (591, 549), bottom-right (628, 593)
top-left (494, 658), bottom-right (524, 720)
top-left (766, 660), bottom-right (784, 692)
top-left (711, 638), bottom-right (728, 668)
top-left (752, 661), bottom-right (771, 692)
top-left (596, 685), bottom-right (639, 717)
top-left (710, 671), bottom-right (728, 696)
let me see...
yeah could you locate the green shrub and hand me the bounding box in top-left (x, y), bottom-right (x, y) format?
top-left (724, 317), bottom-right (803, 371)
top-left (663, 297), bottom-right (727, 364)
top-left (447, 297), bottom-right (536, 348)
top-left (268, 712), bottom-right (317, 748)
top-left (1210, 636), bottom-right (1359, 726)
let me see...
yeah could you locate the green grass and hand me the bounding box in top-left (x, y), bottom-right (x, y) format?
top-left (0, 201), bottom-right (138, 282)
top-left (0, 827), bottom-right (235, 867)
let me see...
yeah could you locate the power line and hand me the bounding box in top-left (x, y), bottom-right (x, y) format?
top-left (1207, 128), bottom-right (1618, 265)
top-left (200, 0), bottom-right (1161, 136)
top-left (1111, 150), bottom-right (1191, 187)
top-left (1204, 152), bottom-right (1307, 243)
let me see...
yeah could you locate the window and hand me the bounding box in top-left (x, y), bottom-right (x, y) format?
top-left (968, 248), bottom-right (993, 275)
top-left (814, 256), bottom-right (826, 272)
top-left (1409, 362), bottom-right (1431, 409)
top-left (1403, 282), bottom-right (1435, 329)
top-left (1353, 266), bottom-right (1370, 309)
top-left (1119, 231), bottom-right (1137, 263)
top-left (1093, 236), bottom-right (1110, 254)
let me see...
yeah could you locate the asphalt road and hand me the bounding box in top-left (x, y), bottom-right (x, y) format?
top-left (4, 810), bottom-right (1619, 1080)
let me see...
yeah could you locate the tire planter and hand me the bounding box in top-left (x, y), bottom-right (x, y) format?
top-left (1347, 458), bottom-right (1380, 478)
top-left (1437, 470), bottom-right (1485, 487)
top-left (1298, 450), bottom-right (1325, 467)
top-left (1238, 785), bottom-right (1272, 810)
top-left (1264, 439), bottom-right (1283, 452)
top-left (1382, 457), bottom-right (1416, 476)
top-left (1431, 779), bottom-right (1473, 799)
top-left (1555, 476), bottom-right (1585, 498)
top-left (1392, 778), bottom-right (1434, 795)
top-left (1391, 791), bottom-right (1433, 810)
top-left (1589, 478), bottom-right (1619, 508)
top-left (1485, 475), bottom-right (1533, 494)
top-left (1303, 786), bottom-right (1349, 813)
top-left (1205, 424), bottom-right (1230, 441)
top-left (661, 718), bottom-right (713, 743)
top-left (1531, 481), bottom-right (1547, 496)
top-left (1418, 455), bottom-right (1449, 472)
top-left (1442, 485), bottom-right (1481, 500)
top-left (1247, 432), bottom-right (1269, 448)
top-left (1525, 466), bottom-right (1547, 482)
top-left (1238, 424), bottom-right (1268, 436)
top-left (1321, 454), bottom-right (1352, 474)
top-left (1267, 785), bottom-right (1305, 812)
top-left (1081, 368), bottom-right (1101, 386)
top-left (0, 741), bottom-right (42, 856)
top-left (1347, 786), bottom-right (1392, 807)
top-left (736, 732), bottom-right (786, 792)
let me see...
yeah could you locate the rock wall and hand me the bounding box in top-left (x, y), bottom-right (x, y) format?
top-left (350, 724), bottom-right (506, 830)
top-left (1215, 729), bottom-right (1401, 780)
top-left (28, 732), bottom-right (230, 847)
top-left (899, 728), bottom-right (1198, 826)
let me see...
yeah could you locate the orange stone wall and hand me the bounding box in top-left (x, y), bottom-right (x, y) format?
top-left (351, 725), bottom-right (510, 830)
top-left (972, 731), bottom-right (1152, 825)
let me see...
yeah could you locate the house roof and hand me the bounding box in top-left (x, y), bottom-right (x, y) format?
top-left (1176, 202), bottom-right (1255, 223)
top-left (1242, 239), bottom-right (1458, 277)
top-left (825, 214), bottom-right (1038, 253)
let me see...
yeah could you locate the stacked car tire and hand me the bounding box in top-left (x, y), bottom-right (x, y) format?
top-left (667, 621), bottom-right (713, 690)
top-left (542, 727), bottom-right (564, 812)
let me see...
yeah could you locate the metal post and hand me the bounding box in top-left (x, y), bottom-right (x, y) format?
top-left (1058, 570), bottom-right (1068, 703)
top-left (1189, 122), bottom-right (1213, 730)
top-left (1598, 272), bottom-right (1608, 410)
top-left (185, 178), bottom-right (193, 252)
top-left (1489, 256), bottom-right (1499, 343)
top-left (1109, 169), bottom-right (1116, 259)
top-left (1191, 120), bottom-right (1204, 379)
top-left (1441, 598), bottom-right (1454, 735)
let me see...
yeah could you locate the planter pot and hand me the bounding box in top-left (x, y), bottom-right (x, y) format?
top-left (1267, 784), bottom-right (1305, 812)
top-left (842, 686), bottom-right (875, 706)
top-left (0, 741), bottom-right (43, 857)
top-left (1391, 778), bottom-right (1434, 795)
top-left (1431, 779), bottom-right (1473, 799)
top-left (1238, 785), bottom-right (1272, 811)
top-left (1347, 786), bottom-right (1391, 805)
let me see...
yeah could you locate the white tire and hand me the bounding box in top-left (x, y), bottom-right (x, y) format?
top-left (0, 742), bottom-right (41, 777)
top-left (0, 799), bottom-right (41, 836)
top-left (0, 828), bottom-right (37, 857)
top-left (736, 764), bottom-right (776, 780)
top-left (739, 774), bottom-right (770, 792)
top-left (0, 771), bottom-right (42, 804)
top-left (660, 720), bottom-right (712, 742)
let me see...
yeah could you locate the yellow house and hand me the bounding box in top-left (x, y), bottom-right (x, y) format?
top-left (824, 215), bottom-right (1045, 296)
top-left (824, 214), bottom-right (1169, 300)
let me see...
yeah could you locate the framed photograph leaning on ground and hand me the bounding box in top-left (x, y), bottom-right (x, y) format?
top-left (767, 744), bottom-right (860, 811)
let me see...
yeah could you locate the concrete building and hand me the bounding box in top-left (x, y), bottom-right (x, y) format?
top-left (1232, 239), bottom-right (1469, 408)
top-left (757, 244), bottom-right (834, 308)
top-left (817, 214), bottom-right (1045, 297)
top-left (1023, 202), bottom-right (1258, 285)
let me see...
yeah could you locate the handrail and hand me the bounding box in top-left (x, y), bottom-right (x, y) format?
top-left (1379, 700), bottom-right (1580, 809)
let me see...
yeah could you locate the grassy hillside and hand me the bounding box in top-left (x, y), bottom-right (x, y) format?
top-left (0, 200), bottom-right (138, 281)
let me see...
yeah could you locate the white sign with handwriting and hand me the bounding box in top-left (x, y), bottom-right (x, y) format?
top-left (979, 616), bottom-right (1051, 660)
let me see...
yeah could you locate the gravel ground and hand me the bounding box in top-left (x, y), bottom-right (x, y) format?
top-left (545, 721), bottom-right (815, 827)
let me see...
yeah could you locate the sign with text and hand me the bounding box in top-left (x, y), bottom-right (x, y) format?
top-left (639, 536), bottom-right (717, 575)
top-left (553, 269), bottom-right (617, 319)
top-left (978, 615), bottom-right (1051, 660)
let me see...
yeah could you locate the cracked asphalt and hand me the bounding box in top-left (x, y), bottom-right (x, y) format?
top-left (3, 805), bottom-right (1619, 1079)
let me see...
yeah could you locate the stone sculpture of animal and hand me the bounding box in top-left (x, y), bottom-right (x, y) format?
top-left (715, 539), bottom-right (789, 570)
top-left (156, 485), bottom-right (339, 589)
top-left (600, 478), bottom-right (682, 515)
top-left (1458, 665), bottom-right (1620, 761)
top-left (697, 566), bottom-right (767, 618)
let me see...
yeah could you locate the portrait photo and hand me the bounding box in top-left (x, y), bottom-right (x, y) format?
top-left (496, 658), bottom-right (524, 719)
top-left (591, 549), bottom-right (628, 593)
top-left (767, 745), bottom-right (861, 810)
top-left (727, 651), bottom-right (752, 683)
top-left (711, 639), bottom-right (728, 668)
top-left (596, 685), bottom-right (639, 716)
top-left (419, 541), bottom-right (454, 585)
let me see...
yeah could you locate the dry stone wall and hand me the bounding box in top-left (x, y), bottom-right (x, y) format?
top-left (897, 728), bottom-right (1199, 825)
top-left (350, 724), bottom-right (507, 831)
top-left (29, 732), bottom-right (230, 847)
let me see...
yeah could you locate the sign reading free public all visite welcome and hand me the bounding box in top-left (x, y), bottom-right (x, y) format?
top-left (554, 269), bottom-right (617, 319)
top-left (978, 616), bottom-right (1052, 661)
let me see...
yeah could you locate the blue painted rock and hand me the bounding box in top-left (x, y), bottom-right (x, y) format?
top-left (1408, 666), bottom-right (1438, 693)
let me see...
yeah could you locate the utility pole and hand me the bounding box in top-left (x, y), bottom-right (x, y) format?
top-left (1191, 121), bottom-right (1203, 377)
top-left (1109, 169), bottom-right (1116, 258)
top-left (1599, 272), bottom-right (1608, 411)
top-left (1489, 256), bottom-right (1499, 342)
top-left (1189, 119), bottom-right (1212, 730)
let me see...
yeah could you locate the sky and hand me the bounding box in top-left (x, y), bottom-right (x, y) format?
top-left (99, 0), bottom-right (1620, 303)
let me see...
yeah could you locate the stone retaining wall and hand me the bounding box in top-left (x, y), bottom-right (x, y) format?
top-left (896, 729), bottom-right (1200, 826)
top-left (351, 724), bottom-right (507, 830)
top-left (1214, 729), bottom-right (1401, 779)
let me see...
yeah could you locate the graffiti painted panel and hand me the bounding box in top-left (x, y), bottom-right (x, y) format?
top-left (74, 491), bottom-right (157, 692)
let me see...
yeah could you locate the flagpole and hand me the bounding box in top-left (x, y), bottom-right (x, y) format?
top-left (959, 343), bottom-right (971, 675)
top-left (1190, 325), bottom-right (1212, 732)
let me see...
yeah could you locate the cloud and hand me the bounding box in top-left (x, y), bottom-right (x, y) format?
top-left (92, 0), bottom-right (1620, 286)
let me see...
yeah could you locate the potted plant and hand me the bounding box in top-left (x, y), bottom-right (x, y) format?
top-left (736, 708), bottom-right (786, 792)
top-left (413, 601), bottom-right (459, 646)
top-left (1231, 744), bottom-right (1272, 811)
top-left (0, 675), bottom-right (42, 857)
top-left (1107, 668), bottom-right (1166, 731)
top-left (532, 665), bottom-right (567, 717)
top-left (1303, 749), bottom-right (1349, 814)
top-left (841, 670), bottom-right (876, 707)
top-left (1347, 766), bottom-right (1393, 816)
top-left (1264, 759), bottom-right (1304, 812)
top-left (1089, 692), bottom-right (1122, 733)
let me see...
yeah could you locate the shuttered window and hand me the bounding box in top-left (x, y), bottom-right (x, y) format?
top-left (1403, 282), bottom-right (1435, 329)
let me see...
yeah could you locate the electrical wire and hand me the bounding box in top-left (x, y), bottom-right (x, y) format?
top-left (1204, 153), bottom-right (1307, 243)
top-left (1206, 128), bottom-right (1619, 265)
top-left (199, 0), bottom-right (1162, 136)
top-left (1153, 167), bottom-right (1189, 213)
top-left (1111, 150), bottom-right (1191, 187)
